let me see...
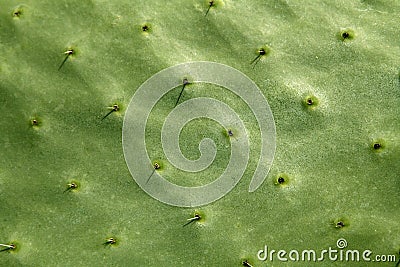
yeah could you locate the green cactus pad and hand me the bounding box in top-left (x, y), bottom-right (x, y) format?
top-left (0, 0), bottom-right (399, 266)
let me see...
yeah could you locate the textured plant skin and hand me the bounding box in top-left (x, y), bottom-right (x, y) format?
top-left (0, 0), bottom-right (399, 266)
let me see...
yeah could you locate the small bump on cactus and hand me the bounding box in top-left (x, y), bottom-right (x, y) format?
top-left (58, 49), bottom-right (75, 71)
top-left (303, 94), bottom-right (320, 110)
top-left (183, 213), bottom-right (202, 227)
top-left (333, 217), bottom-right (350, 229)
top-left (103, 237), bottom-right (117, 246)
top-left (338, 28), bottom-right (355, 41)
top-left (64, 181), bottom-right (79, 193)
top-left (101, 104), bottom-right (120, 121)
top-left (371, 138), bottom-right (386, 152)
top-left (274, 173), bottom-right (290, 187)
top-left (250, 46), bottom-right (271, 68)
top-left (140, 22), bottom-right (152, 35)
top-left (12, 6), bottom-right (24, 18)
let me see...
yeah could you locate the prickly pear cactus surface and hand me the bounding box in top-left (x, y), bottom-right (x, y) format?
top-left (0, 0), bottom-right (399, 266)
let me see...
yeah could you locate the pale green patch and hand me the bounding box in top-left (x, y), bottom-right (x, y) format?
top-left (123, 62), bottom-right (275, 206)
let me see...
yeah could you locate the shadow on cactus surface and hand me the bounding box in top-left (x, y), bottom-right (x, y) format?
top-left (0, 0), bottom-right (399, 266)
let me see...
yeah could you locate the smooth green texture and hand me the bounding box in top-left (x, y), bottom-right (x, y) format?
top-left (0, 0), bottom-right (399, 266)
